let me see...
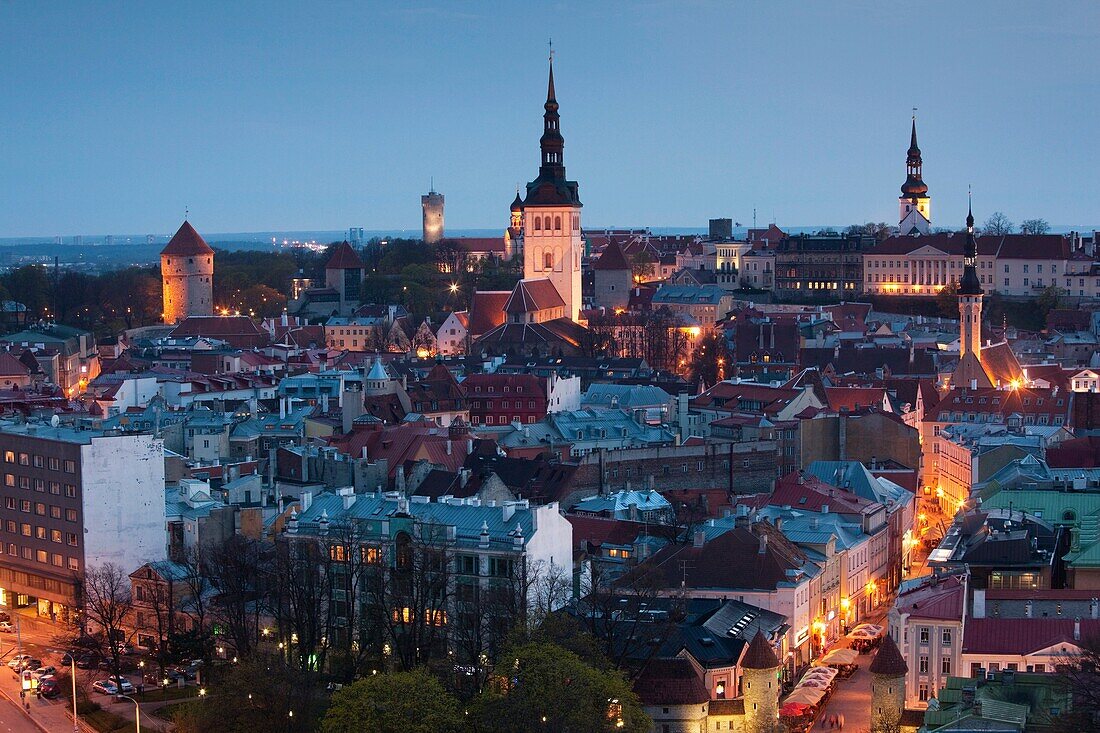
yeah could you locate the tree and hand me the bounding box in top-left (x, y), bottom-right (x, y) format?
top-left (982, 211), bottom-right (1015, 235)
top-left (689, 332), bottom-right (732, 388)
top-left (1020, 218), bottom-right (1051, 235)
top-left (935, 281), bottom-right (959, 319)
top-left (206, 535), bottom-right (269, 659)
top-left (471, 642), bottom-right (650, 733)
top-left (630, 251), bottom-right (655, 284)
top-left (320, 670), bottom-right (463, 733)
top-left (81, 563), bottom-right (135, 695)
top-left (1048, 632), bottom-right (1100, 733)
top-left (1037, 285), bottom-right (1065, 316)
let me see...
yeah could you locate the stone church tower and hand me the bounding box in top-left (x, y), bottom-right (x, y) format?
top-left (521, 56), bottom-right (583, 322)
top-left (869, 634), bottom-right (908, 733)
top-left (741, 631), bottom-right (781, 733)
top-left (161, 221), bottom-right (214, 323)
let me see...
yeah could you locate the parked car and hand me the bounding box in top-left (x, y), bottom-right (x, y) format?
top-left (60, 653), bottom-right (74, 667)
top-left (75, 655), bottom-right (98, 669)
top-left (0, 611), bottom-right (11, 622)
top-left (7, 654), bottom-right (31, 670)
top-left (38, 678), bottom-right (60, 699)
top-left (32, 666), bottom-right (56, 681)
top-left (18, 659), bottom-right (42, 672)
top-left (166, 666), bottom-right (196, 682)
top-left (114, 643), bottom-right (134, 656)
top-left (92, 680), bottom-right (118, 695)
top-left (0, 621), bottom-right (14, 633)
top-left (92, 678), bottom-right (134, 695)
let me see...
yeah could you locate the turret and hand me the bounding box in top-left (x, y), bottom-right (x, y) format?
top-left (869, 634), bottom-right (908, 733)
top-left (740, 630), bottom-right (780, 733)
top-left (161, 221), bottom-right (214, 323)
top-left (959, 198), bottom-right (984, 360)
top-left (898, 115), bottom-right (931, 234)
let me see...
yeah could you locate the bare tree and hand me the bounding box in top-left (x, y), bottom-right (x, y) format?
top-left (579, 561), bottom-right (682, 674)
top-left (1020, 218), bottom-right (1051, 235)
top-left (207, 534), bottom-right (269, 659)
top-left (363, 519), bottom-right (454, 672)
top-left (81, 563), bottom-right (134, 693)
top-left (982, 211), bottom-right (1015, 235)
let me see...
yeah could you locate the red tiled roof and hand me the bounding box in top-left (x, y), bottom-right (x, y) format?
top-left (0, 351), bottom-right (30, 378)
top-left (441, 237), bottom-right (506, 254)
top-left (771, 472), bottom-right (878, 513)
top-left (169, 316), bottom-right (270, 348)
top-left (462, 373), bottom-right (545, 398)
top-left (1047, 436), bottom-right (1100, 469)
top-left (325, 241), bottom-right (364, 270)
top-left (504, 279), bottom-right (566, 314)
top-left (565, 515), bottom-right (647, 549)
top-left (894, 575), bottom-right (965, 620)
top-left (161, 221), bottom-right (214, 256)
top-left (632, 658), bottom-right (709, 705)
top-left (963, 618), bottom-right (1100, 655)
top-left (825, 387), bottom-right (888, 412)
top-left (592, 240), bottom-right (631, 271)
top-left (870, 232), bottom-right (1001, 257)
top-left (468, 291), bottom-right (509, 337)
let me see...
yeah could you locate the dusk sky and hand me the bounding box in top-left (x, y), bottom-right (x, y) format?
top-left (3, 1), bottom-right (1098, 237)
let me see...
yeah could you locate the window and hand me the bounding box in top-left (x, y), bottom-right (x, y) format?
top-left (51, 554), bottom-right (62, 567)
top-left (919, 627), bottom-right (930, 644)
top-left (65, 485), bottom-right (76, 498)
top-left (68, 557), bottom-right (79, 571)
top-left (32, 455), bottom-right (42, 468)
top-left (49, 482), bottom-right (59, 495)
top-left (17, 453), bottom-right (28, 466)
top-left (50, 529), bottom-right (62, 544)
top-left (2, 452), bottom-right (12, 463)
top-left (543, 252), bottom-right (553, 270)
top-left (919, 656), bottom-right (928, 674)
top-left (48, 458), bottom-right (59, 471)
top-left (35, 550), bottom-right (47, 564)
top-left (942, 656), bottom-right (952, 674)
top-left (918, 683), bottom-right (929, 701)
top-left (19, 500), bottom-right (30, 513)
top-left (3, 498), bottom-right (12, 510)
top-left (942, 628), bottom-right (952, 645)
top-left (34, 503), bottom-right (45, 516)
top-left (63, 460), bottom-right (75, 474)
top-left (65, 509), bottom-right (77, 522)
top-left (66, 533), bottom-right (78, 547)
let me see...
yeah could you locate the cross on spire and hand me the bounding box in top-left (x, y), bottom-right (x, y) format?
top-left (548, 37), bottom-right (554, 62)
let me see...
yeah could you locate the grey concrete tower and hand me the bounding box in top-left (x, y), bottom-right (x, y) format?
top-left (741, 630), bottom-right (781, 733)
top-left (869, 634), bottom-right (908, 733)
top-left (422, 182), bottom-right (444, 244)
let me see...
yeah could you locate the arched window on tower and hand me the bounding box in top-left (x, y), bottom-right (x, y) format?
top-left (543, 252), bottom-right (553, 271)
top-left (534, 216), bottom-right (541, 231)
top-left (554, 216), bottom-right (561, 231)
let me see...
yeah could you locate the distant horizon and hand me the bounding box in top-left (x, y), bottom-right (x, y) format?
top-left (3, 222), bottom-right (1099, 248)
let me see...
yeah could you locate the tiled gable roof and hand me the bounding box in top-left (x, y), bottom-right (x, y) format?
top-left (504, 279), bottom-right (566, 314)
top-left (324, 241), bottom-right (364, 270)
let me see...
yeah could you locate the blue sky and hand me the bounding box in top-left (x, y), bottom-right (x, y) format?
top-left (2, 1), bottom-right (1098, 236)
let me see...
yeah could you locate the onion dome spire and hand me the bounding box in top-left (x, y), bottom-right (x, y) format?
top-left (901, 114), bottom-right (928, 197)
top-left (959, 191), bottom-right (983, 295)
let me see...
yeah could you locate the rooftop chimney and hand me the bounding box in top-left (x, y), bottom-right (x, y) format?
top-left (1075, 617), bottom-right (1082, 641)
top-left (693, 530), bottom-right (706, 548)
top-left (758, 533), bottom-right (768, 554)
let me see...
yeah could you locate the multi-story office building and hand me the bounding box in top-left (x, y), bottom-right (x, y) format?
top-left (0, 420), bottom-right (166, 621)
top-left (774, 232), bottom-right (875, 297)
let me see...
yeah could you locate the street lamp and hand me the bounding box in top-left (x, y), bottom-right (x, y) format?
top-left (116, 694), bottom-right (140, 733)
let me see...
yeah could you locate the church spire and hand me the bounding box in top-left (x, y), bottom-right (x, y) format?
top-left (960, 192), bottom-right (982, 295)
top-left (901, 114), bottom-right (927, 197)
top-left (539, 53), bottom-right (565, 179)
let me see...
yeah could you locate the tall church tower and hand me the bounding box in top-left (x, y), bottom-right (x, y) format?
top-left (161, 221), bottom-right (214, 324)
top-left (522, 55), bottom-right (583, 322)
top-left (959, 200), bottom-right (983, 359)
top-left (899, 116), bottom-right (931, 235)
top-left (741, 631), bottom-right (781, 733)
top-left (422, 184), bottom-right (444, 244)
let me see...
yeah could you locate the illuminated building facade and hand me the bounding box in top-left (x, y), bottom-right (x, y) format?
top-left (161, 221), bottom-right (214, 324)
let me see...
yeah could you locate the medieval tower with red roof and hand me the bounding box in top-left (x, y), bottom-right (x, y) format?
top-left (521, 54), bottom-right (583, 323)
top-left (161, 220), bottom-right (214, 323)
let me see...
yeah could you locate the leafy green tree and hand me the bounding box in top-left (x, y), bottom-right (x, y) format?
top-left (2, 265), bottom-right (53, 317)
top-left (1037, 285), bottom-right (1065, 316)
top-left (320, 670), bottom-right (463, 733)
top-left (471, 642), bottom-right (650, 733)
top-left (935, 281), bottom-right (959, 319)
